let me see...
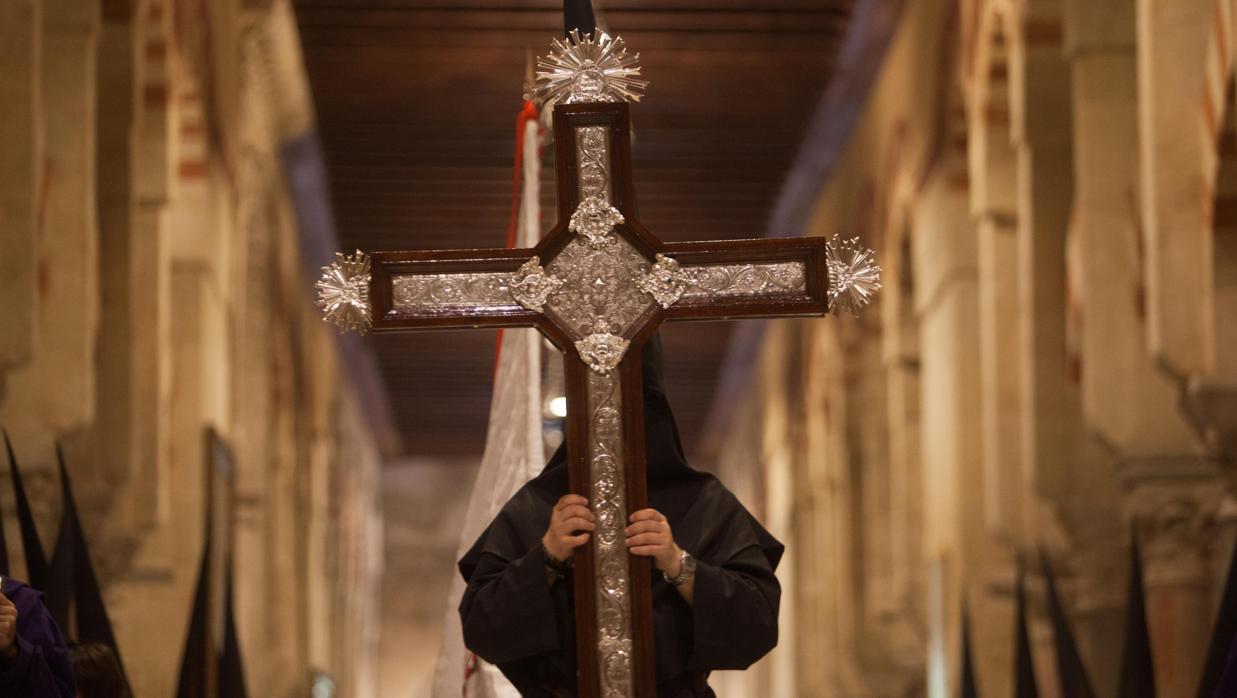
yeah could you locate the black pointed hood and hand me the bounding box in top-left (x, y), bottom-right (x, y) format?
top-left (49, 447), bottom-right (129, 689)
top-left (1198, 533), bottom-right (1237, 698)
top-left (1015, 558), bottom-right (1039, 698)
top-left (563, 0), bottom-right (597, 37)
top-left (1040, 549), bottom-right (1096, 698)
top-left (4, 430), bottom-right (49, 590)
top-left (536, 334), bottom-right (708, 491)
top-left (960, 598), bottom-right (979, 698)
top-left (1118, 533), bottom-right (1154, 698)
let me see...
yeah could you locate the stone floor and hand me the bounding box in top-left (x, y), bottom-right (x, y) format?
top-left (378, 457), bottom-right (480, 698)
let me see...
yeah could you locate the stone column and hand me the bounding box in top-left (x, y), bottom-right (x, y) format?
top-left (1136, 0), bottom-right (1214, 378)
top-left (757, 324), bottom-right (800, 698)
top-left (915, 163), bottom-right (999, 697)
top-left (80, 0), bottom-right (137, 489)
top-left (883, 214), bottom-right (927, 664)
top-left (0, 0), bottom-right (100, 449)
top-left (0, 0), bottom-right (41, 377)
top-left (968, 37), bottom-right (1026, 543)
top-left (130, 0), bottom-right (173, 529)
top-left (1018, 7), bottom-right (1129, 690)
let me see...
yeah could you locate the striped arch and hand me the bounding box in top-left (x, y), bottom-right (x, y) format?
top-left (1200, 0), bottom-right (1237, 383)
top-left (966, 0), bottom-right (1022, 219)
top-left (1201, 0), bottom-right (1236, 165)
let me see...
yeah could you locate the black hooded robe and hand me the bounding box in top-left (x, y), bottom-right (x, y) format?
top-left (458, 338), bottom-right (783, 697)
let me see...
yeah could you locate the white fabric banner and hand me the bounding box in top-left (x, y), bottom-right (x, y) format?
top-left (430, 116), bottom-right (544, 698)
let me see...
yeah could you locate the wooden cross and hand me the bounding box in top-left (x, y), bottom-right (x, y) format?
top-left (315, 31), bottom-right (879, 698)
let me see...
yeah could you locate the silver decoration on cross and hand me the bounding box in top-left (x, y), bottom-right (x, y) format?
top-left (316, 250), bottom-right (372, 334)
top-left (575, 331), bottom-right (630, 375)
top-left (680, 261), bottom-right (808, 300)
top-left (570, 196), bottom-right (625, 247)
top-left (535, 28), bottom-right (648, 115)
top-left (825, 235), bottom-right (882, 316)
top-left (544, 124), bottom-right (655, 346)
top-left (587, 370), bottom-right (633, 698)
top-left (546, 236), bottom-right (653, 339)
top-left (636, 254), bottom-right (689, 308)
top-left (509, 257), bottom-right (564, 311)
top-left (578, 127), bottom-right (611, 201)
top-left (547, 83), bottom-right (638, 696)
top-left (391, 272), bottom-right (515, 312)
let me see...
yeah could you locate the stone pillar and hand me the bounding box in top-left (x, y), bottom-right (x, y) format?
top-left (1015, 8), bottom-right (1077, 516)
top-left (0, 0), bottom-right (41, 377)
top-left (0, 0), bottom-right (100, 449)
top-left (80, 0), bottom-right (137, 490)
top-left (1018, 6), bottom-right (1129, 690)
top-left (1136, 0), bottom-right (1215, 378)
top-left (915, 163), bottom-right (997, 697)
top-left (968, 32), bottom-right (1026, 542)
top-left (1124, 461), bottom-right (1223, 698)
top-left (1067, 0), bottom-right (1197, 458)
top-left (130, 0), bottom-right (174, 529)
top-left (757, 324), bottom-right (800, 698)
top-left (883, 215), bottom-right (927, 659)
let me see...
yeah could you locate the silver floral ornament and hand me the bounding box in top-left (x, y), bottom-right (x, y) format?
top-left (825, 235), bottom-right (882, 316)
top-left (509, 256), bottom-right (564, 311)
top-left (569, 195), bottom-right (625, 247)
top-left (316, 250), bottom-right (372, 334)
top-left (636, 254), bottom-right (689, 308)
top-left (575, 332), bottom-right (630, 374)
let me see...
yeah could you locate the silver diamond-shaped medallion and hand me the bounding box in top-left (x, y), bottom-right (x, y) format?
top-left (509, 256), bottom-right (564, 311)
top-left (575, 332), bottom-right (630, 374)
top-left (636, 254), bottom-right (688, 308)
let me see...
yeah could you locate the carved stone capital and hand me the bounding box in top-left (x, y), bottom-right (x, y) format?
top-left (1182, 377), bottom-right (1237, 461)
top-left (1118, 456), bottom-right (1225, 586)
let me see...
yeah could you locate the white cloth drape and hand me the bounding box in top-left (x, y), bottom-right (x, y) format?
top-left (430, 116), bottom-right (544, 698)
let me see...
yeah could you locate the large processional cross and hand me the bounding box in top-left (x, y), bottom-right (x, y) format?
top-left (317, 31), bottom-right (880, 698)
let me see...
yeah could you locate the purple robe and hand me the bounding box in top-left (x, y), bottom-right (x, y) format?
top-left (0, 578), bottom-right (75, 698)
top-left (1215, 636), bottom-right (1237, 698)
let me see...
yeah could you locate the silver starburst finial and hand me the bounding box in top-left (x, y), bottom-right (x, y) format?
top-left (826, 235), bottom-right (882, 316)
top-left (316, 250), bottom-right (373, 334)
top-left (535, 28), bottom-right (648, 115)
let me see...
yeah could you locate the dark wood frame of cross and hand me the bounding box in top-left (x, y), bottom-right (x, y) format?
top-left (321, 102), bottom-right (840, 697)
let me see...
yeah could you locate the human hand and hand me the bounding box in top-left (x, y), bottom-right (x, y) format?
top-left (543, 494), bottom-right (595, 562)
top-left (0, 592), bottom-right (17, 660)
top-left (625, 509), bottom-right (681, 576)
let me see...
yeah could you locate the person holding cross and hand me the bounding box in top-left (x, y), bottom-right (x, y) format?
top-left (458, 336), bottom-right (783, 697)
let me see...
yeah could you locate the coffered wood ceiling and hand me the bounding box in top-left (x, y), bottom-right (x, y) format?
top-left (294, 0), bottom-right (854, 456)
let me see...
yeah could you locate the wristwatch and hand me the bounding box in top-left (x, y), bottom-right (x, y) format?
top-left (663, 548), bottom-right (696, 587)
top-left (542, 539), bottom-right (570, 571)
